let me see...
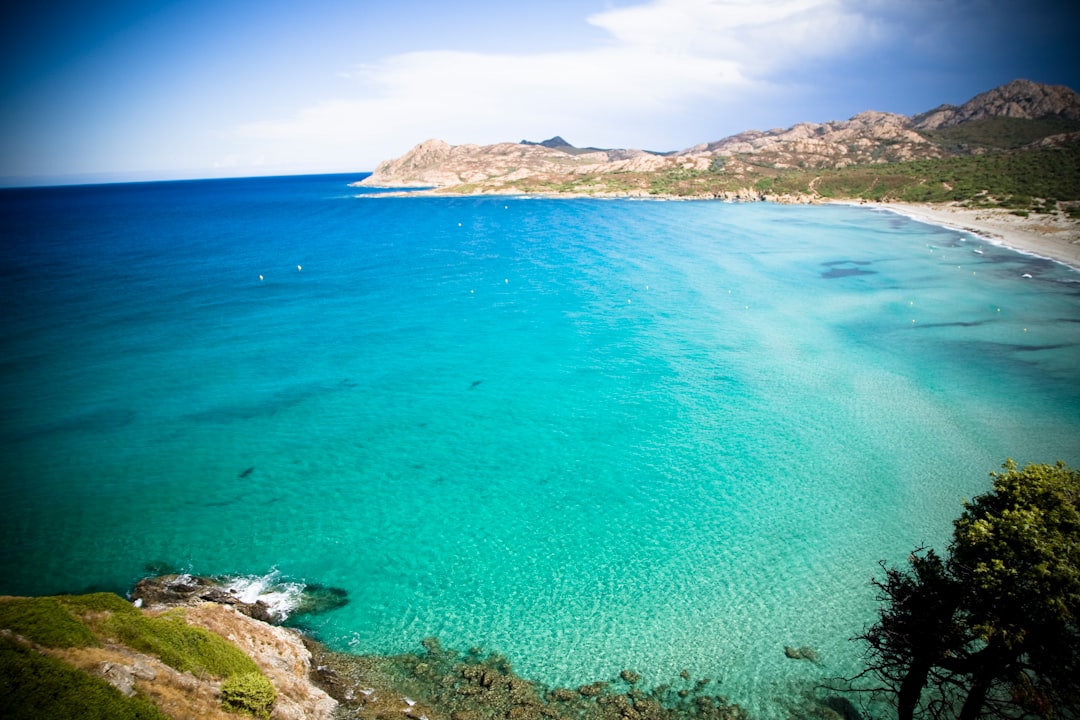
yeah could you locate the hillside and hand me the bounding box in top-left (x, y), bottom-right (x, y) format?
top-left (356, 80), bottom-right (1080, 209)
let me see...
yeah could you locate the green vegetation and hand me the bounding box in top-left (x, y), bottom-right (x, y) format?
top-left (102, 607), bottom-right (261, 679)
top-left (918, 116), bottom-right (1080, 151)
top-left (58, 591), bottom-right (143, 616)
top-left (0, 592), bottom-right (277, 718)
top-left (0, 596), bottom-right (99, 648)
top-left (465, 132), bottom-right (1080, 210)
top-left (0, 634), bottom-right (169, 720)
top-left (859, 460), bottom-right (1080, 719)
top-left (221, 672), bottom-right (278, 719)
top-left (800, 144), bottom-right (1080, 206)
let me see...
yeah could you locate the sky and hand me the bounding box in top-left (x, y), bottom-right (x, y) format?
top-left (1, 0), bottom-right (1078, 186)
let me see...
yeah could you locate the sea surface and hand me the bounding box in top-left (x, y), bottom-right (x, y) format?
top-left (2, 174), bottom-right (1079, 717)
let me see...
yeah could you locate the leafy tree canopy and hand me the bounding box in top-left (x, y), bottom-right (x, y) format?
top-left (859, 460), bottom-right (1080, 720)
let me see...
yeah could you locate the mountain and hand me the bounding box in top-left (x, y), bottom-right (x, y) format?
top-left (357, 80), bottom-right (1080, 201)
top-left (911, 79), bottom-right (1080, 130)
top-left (521, 135), bottom-right (574, 149)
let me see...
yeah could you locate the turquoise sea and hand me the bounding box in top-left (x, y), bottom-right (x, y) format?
top-left (2, 174), bottom-right (1079, 717)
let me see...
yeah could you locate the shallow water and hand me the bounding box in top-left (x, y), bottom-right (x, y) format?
top-left (2, 176), bottom-right (1078, 717)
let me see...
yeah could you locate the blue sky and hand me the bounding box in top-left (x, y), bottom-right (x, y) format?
top-left (2, 0), bottom-right (1078, 185)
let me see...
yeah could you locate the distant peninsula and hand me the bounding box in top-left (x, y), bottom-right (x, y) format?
top-left (355, 79), bottom-right (1080, 267)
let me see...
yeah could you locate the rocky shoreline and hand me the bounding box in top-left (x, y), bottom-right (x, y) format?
top-left (2, 575), bottom-right (863, 719)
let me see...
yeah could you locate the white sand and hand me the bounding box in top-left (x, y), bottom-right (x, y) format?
top-left (852, 201), bottom-right (1080, 270)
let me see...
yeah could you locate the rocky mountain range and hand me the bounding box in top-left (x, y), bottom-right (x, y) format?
top-left (357, 79), bottom-right (1080, 197)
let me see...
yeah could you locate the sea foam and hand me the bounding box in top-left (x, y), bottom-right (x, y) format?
top-left (220, 571), bottom-right (306, 622)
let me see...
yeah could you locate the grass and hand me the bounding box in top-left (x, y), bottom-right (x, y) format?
top-left (1, 592), bottom-right (279, 718)
top-left (102, 607), bottom-right (261, 679)
top-left (0, 634), bottom-right (169, 720)
top-left (0, 597), bottom-right (99, 648)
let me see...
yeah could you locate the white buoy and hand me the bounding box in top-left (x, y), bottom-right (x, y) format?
top-left (259, 275), bottom-right (264, 281)
top-left (297, 265), bottom-right (302, 271)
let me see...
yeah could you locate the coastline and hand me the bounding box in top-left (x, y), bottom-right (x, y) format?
top-left (847, 201), bottom-right (1080, 271)
top-left (358, 184), bottom-right (1080, 270)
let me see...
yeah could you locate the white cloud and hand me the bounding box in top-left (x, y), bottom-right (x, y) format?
top-left (231, 0), bottom-right (876, 171)
top-left (588, 0), bottom-right (872, 68)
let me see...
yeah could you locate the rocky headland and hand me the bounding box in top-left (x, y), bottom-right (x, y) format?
top-left (358, 80), bottom-right (1080, 196)
top-left (356, 79), bottom-right (1080, 267)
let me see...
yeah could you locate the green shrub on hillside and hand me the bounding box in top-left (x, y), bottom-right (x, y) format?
top-left (0, 597), bottom-right (98, 648)
top-left (103, 608), bottom-right (259, 679)
top-left (221, 671), bottom-right (278, 718)
top-left (0, 634), bottom-right (168, 720)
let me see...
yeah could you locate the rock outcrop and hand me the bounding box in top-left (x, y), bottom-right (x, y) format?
top-left (677, 110), bottom-right (940, 168)
top-left (131, 573), bottom-right (276, 623)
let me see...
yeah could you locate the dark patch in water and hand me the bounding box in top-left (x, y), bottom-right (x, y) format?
top-left (469, 379), bottom-right (484, 390)
top-left (822, 267), bottom-right (877, 279)
top-left (9, 407), bottom-right (137, 443)
top-left (822, 696), bottom-right (863, 720)
top-left (1007, 343), bottom-right (1072, 353)
top-left (820, 260), bottom-right (877, 279)
top-left (239, 466), bottom-right (255, 478)
top-left (914, 320), bottom-right (989, 329)
top-left (185, 384), bottom-right (322, 424)
top-left (293, 584), bottom-right (350, 616)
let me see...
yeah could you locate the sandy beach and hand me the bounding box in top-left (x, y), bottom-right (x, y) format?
top-left (860, 201), bottom-right (1080, 271)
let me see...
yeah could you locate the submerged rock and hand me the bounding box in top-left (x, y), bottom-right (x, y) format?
top-left (293, 583), bottom-right (350, 616)
top-left (783, 645), bottom-right (821, 663)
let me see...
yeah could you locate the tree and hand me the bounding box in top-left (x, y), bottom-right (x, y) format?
top-left (859, 461), bottom-right (1080, 719)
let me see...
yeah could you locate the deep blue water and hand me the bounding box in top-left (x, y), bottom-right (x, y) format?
top-left (2, 174), bottom-right (1079, 717)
